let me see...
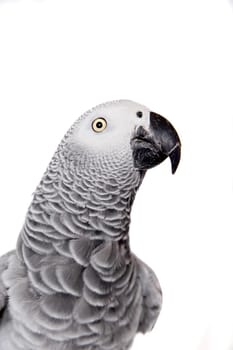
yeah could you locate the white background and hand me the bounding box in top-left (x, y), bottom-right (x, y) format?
top-left (0, 1), bottom-right (233, 349)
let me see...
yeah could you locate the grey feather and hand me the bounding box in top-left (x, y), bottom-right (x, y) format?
top-left (0, 100), bottom-right (181, 350)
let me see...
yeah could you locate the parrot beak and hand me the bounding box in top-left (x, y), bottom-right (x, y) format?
top-left (131, 111), bottom-right (181, 174)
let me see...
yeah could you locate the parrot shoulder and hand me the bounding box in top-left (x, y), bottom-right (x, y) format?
top-left (135, 256), bottom-right (163, 334)
top-left (0, 251), bottom-right (15, 319)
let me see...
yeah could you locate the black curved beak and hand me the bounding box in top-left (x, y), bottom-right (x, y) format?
top-left (131, 111), bottom-right (181, 174)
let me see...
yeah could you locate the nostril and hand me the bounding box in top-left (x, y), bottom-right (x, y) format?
top-left (136, 111), bottom-right (143, 118)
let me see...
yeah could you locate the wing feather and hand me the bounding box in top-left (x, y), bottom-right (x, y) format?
top-left (0, 251), bottom-right (15, 321)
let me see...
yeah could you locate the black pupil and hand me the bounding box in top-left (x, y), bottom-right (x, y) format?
top-left (96, 121), bottom-right (103, 128)
top-left (136, 111), bottom-right (143, 118)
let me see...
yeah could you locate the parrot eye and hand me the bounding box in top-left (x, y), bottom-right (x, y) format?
top-left (92, 118), bottom-right (107, 133)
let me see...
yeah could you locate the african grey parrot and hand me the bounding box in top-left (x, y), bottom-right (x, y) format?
top-left (0, 100), bottom-right (181, 350)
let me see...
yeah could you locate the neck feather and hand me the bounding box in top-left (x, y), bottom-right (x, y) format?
top-left (17, 151), bottom-right (143, 259)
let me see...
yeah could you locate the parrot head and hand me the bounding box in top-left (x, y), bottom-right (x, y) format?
top-left (65, 100), bottom-right (181, 177)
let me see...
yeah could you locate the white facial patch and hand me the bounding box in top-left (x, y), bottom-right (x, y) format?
top-left (69, 100), bottom-right (151, 155)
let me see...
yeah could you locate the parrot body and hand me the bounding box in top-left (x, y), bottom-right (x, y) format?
top-left (0, 100), bottom-right (180, 350)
